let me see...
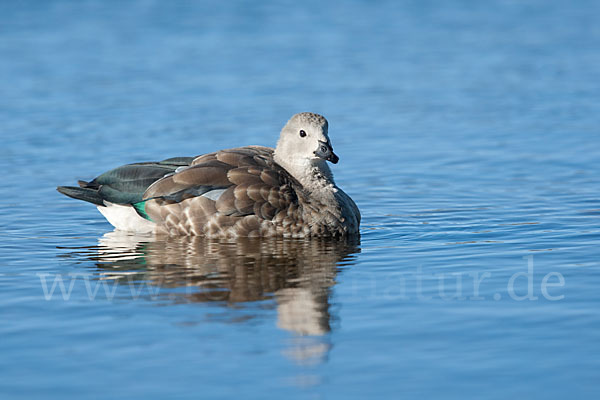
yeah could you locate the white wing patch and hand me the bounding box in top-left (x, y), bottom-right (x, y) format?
top-left (201, 188), bottom-right (227, 201)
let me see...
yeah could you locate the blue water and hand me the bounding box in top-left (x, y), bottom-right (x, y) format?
top-left (1, 0), bottom-right (599, 398)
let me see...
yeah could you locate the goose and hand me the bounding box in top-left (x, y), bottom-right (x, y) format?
top-left (57, 112), bottom-right (360, 238)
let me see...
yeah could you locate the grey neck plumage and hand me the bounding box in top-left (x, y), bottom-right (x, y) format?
top-left (274, 154), bottom-right (336, 194)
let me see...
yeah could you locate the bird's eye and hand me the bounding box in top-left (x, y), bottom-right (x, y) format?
top-left (299, 130), bottom-right (307, 137)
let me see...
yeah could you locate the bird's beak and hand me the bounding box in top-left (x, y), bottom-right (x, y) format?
top-left (314, 140), bottom-right (339, 164)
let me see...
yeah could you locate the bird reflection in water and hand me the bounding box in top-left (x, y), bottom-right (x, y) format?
top-left (65, 230), bottom-right (360, 365)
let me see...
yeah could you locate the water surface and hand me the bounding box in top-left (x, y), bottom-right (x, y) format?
top-left (1, 0), bottom-right (599, 398)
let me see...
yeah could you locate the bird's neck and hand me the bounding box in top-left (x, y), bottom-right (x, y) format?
top-left (274, 155), bottom-right (336, 193)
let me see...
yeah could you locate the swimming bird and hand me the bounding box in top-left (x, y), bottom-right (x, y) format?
top-left (57, 112), bottom-right (360, 237)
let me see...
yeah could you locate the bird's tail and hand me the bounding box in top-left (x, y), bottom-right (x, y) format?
top-left (57, 185), bottom-right (104, 206)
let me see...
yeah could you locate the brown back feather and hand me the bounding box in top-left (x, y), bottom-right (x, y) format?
top-left (143, 147), bottom-right (303, 233)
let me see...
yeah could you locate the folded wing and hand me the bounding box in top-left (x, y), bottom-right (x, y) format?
top-left (141, 147), bottom-right (301, 236)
